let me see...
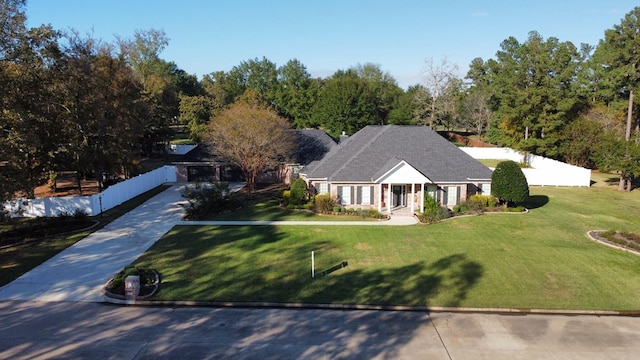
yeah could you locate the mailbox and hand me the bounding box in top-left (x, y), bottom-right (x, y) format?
top-left (124, 275), bottom-right (140, 299)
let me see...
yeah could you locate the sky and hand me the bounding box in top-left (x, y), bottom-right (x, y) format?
top-left (25, 0), bottom-right (637, 89)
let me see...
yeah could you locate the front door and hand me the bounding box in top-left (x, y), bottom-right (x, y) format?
top-left (392, 185), bottom-right (406, 207)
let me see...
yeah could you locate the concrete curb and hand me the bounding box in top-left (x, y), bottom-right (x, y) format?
top-left (587, 230), bottom-right (640, 256)
top-left (100, 297), bottom-right (640, 317)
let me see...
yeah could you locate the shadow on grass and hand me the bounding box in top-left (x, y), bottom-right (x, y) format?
top-left (139, 225), bottom-right (483, 308)
top-left (523, 195), bottom-right (549, 209)
top-left (129, 225), bottom-right (485, 358)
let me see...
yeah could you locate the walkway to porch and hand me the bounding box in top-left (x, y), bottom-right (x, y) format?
top-left (384, 205), bottom-right (416, 217)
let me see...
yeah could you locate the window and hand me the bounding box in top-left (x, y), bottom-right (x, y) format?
top-left (339, 186), bottom-right (352, 205)
top-left (481, 183), bottom-right (491, 195)
top-left (445, 186), bottom-right (459, 206)
top-left (315, 182), bottom-right (329, 195)
top-left (426, 185), bottom-right (439, 202)
top-left (358, 186), bottom-right (372, 205)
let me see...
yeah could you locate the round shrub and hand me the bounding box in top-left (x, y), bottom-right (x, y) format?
top-left (491, 160), bottom-right (529, 206)
top-left (289, 178), bottom-right (309, 205)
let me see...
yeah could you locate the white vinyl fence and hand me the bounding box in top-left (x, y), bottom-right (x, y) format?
top-left (3, 165), bottom-right (177, 218)
top-left (461, 147), bottom-right (591, 187)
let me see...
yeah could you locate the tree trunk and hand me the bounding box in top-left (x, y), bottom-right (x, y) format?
top-left (619, 91), bottom-right (634, 191)
top-left (76, 172), bottom-right (83, 196)
top-left (626, 90), bottom-right (633, 141)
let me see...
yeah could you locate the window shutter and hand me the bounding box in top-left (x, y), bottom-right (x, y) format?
top-left (350, 186), bottom-right (355, 205)
top-left (369, 186), bottom-right (374, 204)
top-left (457, 186), bottom-right (461, 204)
top-left (337, 186), bottom-right (342, 204)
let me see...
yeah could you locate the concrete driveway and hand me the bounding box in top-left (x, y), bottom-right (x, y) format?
top-left (0, 185), bottom-right (187, 302)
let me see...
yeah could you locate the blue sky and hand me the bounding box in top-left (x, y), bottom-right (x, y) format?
top-left (26, 0), bottom-right (636, 89)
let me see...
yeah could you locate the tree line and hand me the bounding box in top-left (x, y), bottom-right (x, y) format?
top-left (2, 0), bottom-right (640, 207)
top-left (1, 0), bottom-right (199, 203)
top-left (183, 7), bottom-right (640, 191)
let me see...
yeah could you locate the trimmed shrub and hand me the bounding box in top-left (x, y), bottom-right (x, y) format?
top-left (491, 160), bottom-right (529, 206)
top-left (314, 194), bottom-right (336, 213)
top-left (469, 194), bottom-right (497, 208)
top-left (289, 178), bottom-right (309, 205)
top-left (181, 182), bottom-right (239, 219)
top-left (418, 194), bottom-right (451, 223)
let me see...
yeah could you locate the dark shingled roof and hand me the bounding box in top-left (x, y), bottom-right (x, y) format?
top-left (293, 129), bottom-right (338, 165)
top-left (179, 144), bottom-right (225, 163)
top-left (303, 125), bottom-right (493, 183)
top-left (176, 130), bottom-right (337, 165)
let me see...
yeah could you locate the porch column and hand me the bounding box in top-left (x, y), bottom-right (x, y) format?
top-left (377, 183), bottom-right (382, 213)
top-left (420, 183), bottom-right (425, 213)
top-left (387, 182), bottom-right (392, 215)
top-left (411, 183), bottom-right (415, 214)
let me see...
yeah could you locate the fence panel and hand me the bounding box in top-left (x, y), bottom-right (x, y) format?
top-left (461, 147), bottom-right (591, 187)
top-left (3, 165), bottom-right (178, 218)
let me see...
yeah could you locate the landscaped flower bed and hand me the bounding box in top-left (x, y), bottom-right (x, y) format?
top-left (590, 230), bottom-right (640, 253)
top-left (103, 266), bottom-right (160, 300)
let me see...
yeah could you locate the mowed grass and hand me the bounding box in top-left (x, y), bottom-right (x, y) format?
top-left (134, 184), bottom-right (640, 310)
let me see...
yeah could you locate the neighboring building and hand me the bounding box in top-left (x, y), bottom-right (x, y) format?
top-left (300, 125), bottom-right (493, 215)
top-left (173, 145), bottom-right (244, 183)
top-left (174, 129), bottom-right (338, 184)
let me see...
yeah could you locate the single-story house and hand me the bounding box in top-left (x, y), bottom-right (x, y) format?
top-left (300, 125), bottom-right (493, 215)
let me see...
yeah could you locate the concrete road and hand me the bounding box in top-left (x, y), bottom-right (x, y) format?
top-left (0, 301), bottom-right (638, 360)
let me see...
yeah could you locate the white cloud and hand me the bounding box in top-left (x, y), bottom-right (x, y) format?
top-left (472, 11), bottom-right (489, 17)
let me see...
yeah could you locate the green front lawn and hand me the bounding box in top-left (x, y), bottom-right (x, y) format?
top-left (134, 186), bottom-right (640, 310)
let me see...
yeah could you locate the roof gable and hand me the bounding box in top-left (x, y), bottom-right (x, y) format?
top-left (375, 160), bottom-right (432, 184)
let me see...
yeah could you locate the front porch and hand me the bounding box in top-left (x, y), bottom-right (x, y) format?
top-left (377, 183), bottom-right (426, 217)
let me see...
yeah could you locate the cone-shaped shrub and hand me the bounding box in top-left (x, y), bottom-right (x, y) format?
top-left (491, 160), bottom-right (529, 206)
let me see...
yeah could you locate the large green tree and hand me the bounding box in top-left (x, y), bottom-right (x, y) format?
top-left (310, 69), bottom-right (379, 136)
top-left (273, 58), bottom-right (316, 128)
top-left (56, 33), bottom-right (143, 192)
top-left (590, 7), bottom-right (640, 190)
top-left (1, 0), bottom-right (63, 200)
top-left (467, 32), bottom-right (585, 158)
top-left (310, 65), bottom-right (402, 136)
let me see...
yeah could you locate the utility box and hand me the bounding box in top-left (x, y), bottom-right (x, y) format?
top-left (124, 275), bottom-right (140, 300)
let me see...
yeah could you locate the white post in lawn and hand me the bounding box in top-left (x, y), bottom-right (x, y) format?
top-left (311, 251), bottom-right (315, 278)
